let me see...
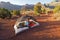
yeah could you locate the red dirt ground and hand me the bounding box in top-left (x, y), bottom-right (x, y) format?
top-left (0, 14), bottom-right (60, 40)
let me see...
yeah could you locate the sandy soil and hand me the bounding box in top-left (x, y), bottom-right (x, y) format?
top-left (0, 14), bottom-right (60, 40)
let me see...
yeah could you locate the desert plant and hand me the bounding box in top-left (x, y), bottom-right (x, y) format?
top-left (0, 8), bottom-right (12, 19)
top-left (53, 5), bottom-right (60, 13)
top-left (34, 2), bottom-right (42, 16)
top-left (12, 10), bottom-right (20, 16)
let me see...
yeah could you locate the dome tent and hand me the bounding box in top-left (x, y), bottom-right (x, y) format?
top-left (14, 15), bottom-right (39, 34)
top-left (15, 15), bottom-right (36, 25)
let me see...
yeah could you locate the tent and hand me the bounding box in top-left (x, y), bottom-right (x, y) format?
top-left (14, 15), bottom-right (39, 34)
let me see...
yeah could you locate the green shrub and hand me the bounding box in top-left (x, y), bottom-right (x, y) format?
top-left (12, 10), bottom-right (20, 16)
top-left (34, 2), bottom-right (42, 16)
top-left (0, 8), bottom-right (12, 19)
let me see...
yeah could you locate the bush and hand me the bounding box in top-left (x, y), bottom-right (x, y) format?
top-left (34, 2), bottom-right (42, 16)
top-left (12, 10), bottom-right (20, 16)
top-left (0, 8), bottom-right (12, 19)
top-left (53, 5), bottom-right (60, 13)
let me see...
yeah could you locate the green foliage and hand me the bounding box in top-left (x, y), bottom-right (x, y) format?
top-left (34, 2), bottom-right (42, 15)
top-left (53, 5), bottom-right (60, 19)
top-left (53, 5), bottom-right (60, 13)
top-left (0, 8), bottom-right (12, 19)
top-left (42, 8), bottom-right (46, 13)
top-left (12, 10), bottom-right (20, 16)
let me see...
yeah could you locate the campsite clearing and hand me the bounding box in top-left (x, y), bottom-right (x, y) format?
top-left (0, 14), bottom-right (60, 40)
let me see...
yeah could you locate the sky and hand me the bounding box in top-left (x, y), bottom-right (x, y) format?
top-left (0, 0), bottom-right (53, 5)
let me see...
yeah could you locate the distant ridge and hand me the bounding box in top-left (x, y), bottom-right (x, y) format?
top-left (0, 1), bottom-right (34, 10)
top-left (53, 0), bottom-right (60, 2)
top-left (0, 1), bottom-right (22, 10)
top-left (44, 0), bottom-right (60, 9)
